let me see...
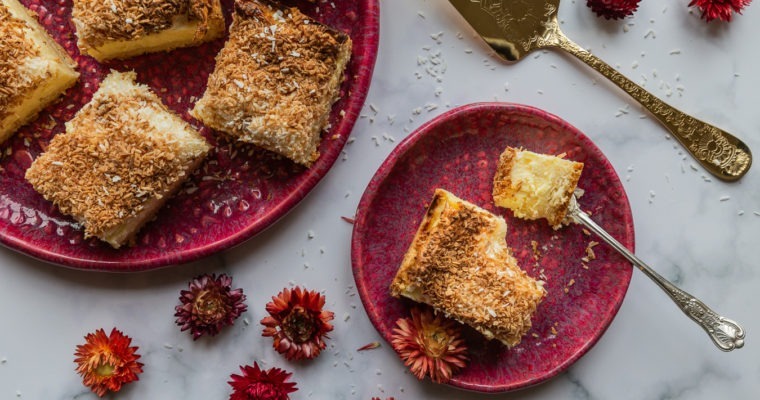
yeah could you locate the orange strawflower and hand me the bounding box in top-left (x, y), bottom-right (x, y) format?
top-left (260, 286), bottom-right (334, 360)
top-left (391, 308), bottom-right (468, 384)
top-left (74, 328), bottom-right (144, 397)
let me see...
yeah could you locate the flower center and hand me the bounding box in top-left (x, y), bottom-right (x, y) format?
top-left (422, 326), bottom-right (451, 359)
top-left (94, 362), bottom-right (115, 378)
top-left (245, 382), bottom-right (282, 399)
top-left (282, 306), bottom-right (316, 343)
top-left (193, 289), bottom-right (227, 324)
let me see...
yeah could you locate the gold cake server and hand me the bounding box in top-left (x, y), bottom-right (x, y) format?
top-left (448, 0), bottom-right (752, 181)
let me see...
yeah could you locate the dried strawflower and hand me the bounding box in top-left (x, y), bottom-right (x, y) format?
top-left (175, 273), bottom-right (247, 339)
top-left (74, 328), bottom-right (144, 397)
top-left (689, 0), bottom-right (752, 22)
top-left (586, 0), bottom-right (641, 19)
top-left (391, 308), bottom-right (468, 384)
top-left (260, 286), bottom-right (334, 360)
top-left (228, 362), bottom-right (298, 400)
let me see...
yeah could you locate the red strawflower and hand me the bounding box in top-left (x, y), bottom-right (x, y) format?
top-left (689, 0), bottom-right (752, 21)
top-left (175, 273), bottom-right (247, 339)
top-left (586, 0), bottom-right (641, 19)
top-left (228, 362), bottom-right (298, 400)
top-left (391, 308), bottom-right (469, 384)
top-left (260, 286), bottom-right (334, 360)
top-left (73, 328), bottom-right (144, 397)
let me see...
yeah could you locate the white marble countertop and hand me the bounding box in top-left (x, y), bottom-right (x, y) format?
top-left (2, 0), bottom-right (760, 399)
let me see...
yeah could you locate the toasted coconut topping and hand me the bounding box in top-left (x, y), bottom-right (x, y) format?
top-left (188, 0), bottom-right (216, 39)
top-left (25, 72), bottom-right (208, 238)
top-left (72, 0), bottom-right (217, 47)
top-left (192, 0), bottom-right (351, 167)
top-left (391, 190), bottom-right (545, 348)
top-left (0, 4), bottom-right (42, 121)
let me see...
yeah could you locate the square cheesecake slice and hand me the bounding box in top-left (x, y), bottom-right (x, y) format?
top-left (191, 0), bottom-right (352, 167)
top-left (0, 0), bottom-right (79, 144)
top-left (493, 147), bottom-right (584, 228)
top-left (25, 71), bottom-right (210, 249)
top-left (71, 0), bottom-right (225, 61)
top-left (390, 189), bottom-right (546, 348)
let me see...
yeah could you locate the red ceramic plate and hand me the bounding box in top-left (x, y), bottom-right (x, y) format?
top-left (351, 103), bottom-right (634, 392)
top-left (0, 0), bottom-right (378, 270)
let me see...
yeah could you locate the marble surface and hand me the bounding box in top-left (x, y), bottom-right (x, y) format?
top-left (1, 0), bottom-right (760, 398)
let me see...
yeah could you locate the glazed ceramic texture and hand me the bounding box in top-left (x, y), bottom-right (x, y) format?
top-left (0, 0), bottom-right (379, 270)
top-left (352, 103), bottom-right (635, 392)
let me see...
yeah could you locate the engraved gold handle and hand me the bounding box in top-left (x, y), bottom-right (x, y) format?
top-left (446, 0), bottom-right (751, 180)
top-left (551, 33), bottom-right (752, 181)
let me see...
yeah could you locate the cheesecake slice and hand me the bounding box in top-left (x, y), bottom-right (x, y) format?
top-left (71, 0), bottom-right (225, 61)
top-left (390, 189), bottom-right (546, 348)
top-left (191, 0), bottom-right (352, 167)
top-left (0, 0), bottom-right (79, 144)
top-left (25, 71), bottom-right (210, 248)
top-left (493, 147), bottom-right (584, 228)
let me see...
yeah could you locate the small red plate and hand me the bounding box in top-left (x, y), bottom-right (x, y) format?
top-left (351, 103), bottom-right (634, 392)
top-left (0, 0), bottom-right (379, 270)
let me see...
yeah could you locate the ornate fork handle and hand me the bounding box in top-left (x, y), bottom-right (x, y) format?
top-left (568, 198), bottom-right (745, 351)
top-left (544, 28), bottom-right (752, 181)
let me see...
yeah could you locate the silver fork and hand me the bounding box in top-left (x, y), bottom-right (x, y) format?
top-left (567, 196), bottom-right (745, 351)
